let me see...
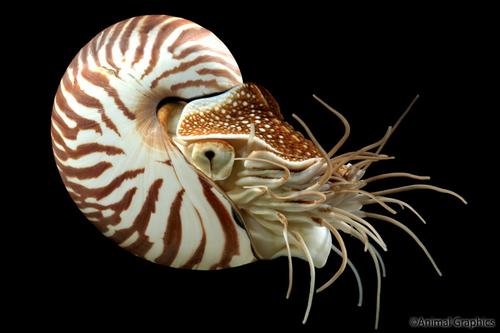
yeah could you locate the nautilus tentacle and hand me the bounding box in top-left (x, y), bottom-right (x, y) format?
top-left (51, 15), bottom-right (255, 269)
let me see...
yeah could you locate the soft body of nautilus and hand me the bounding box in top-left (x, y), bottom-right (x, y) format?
top-left (51, 15), bottom-right (465, 328)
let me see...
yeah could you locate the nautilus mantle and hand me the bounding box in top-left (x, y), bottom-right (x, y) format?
top-left (51, 15), bottom-right (465, 328)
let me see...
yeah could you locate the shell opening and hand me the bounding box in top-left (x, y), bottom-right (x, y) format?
top-left (157, 101), bottom-right (186, 137)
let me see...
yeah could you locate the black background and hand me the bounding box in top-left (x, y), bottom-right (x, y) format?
top-left (14, 1), bottom-right (497, 332)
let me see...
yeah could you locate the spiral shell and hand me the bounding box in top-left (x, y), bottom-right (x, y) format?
top-left (51, 15), bottom-right (255, 269)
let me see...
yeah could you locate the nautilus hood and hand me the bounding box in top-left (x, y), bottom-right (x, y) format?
top-left (177, 83), bottom-right (321, 163)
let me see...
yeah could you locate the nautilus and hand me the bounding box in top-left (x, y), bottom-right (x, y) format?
top-left (51, 15), bottom-right (466, 328)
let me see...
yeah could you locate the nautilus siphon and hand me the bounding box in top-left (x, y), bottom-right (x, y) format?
top-left (51, 15), bottom-right (466, 328)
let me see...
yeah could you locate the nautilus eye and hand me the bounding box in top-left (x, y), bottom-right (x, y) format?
top-left (52, 14), bottom-right (466, 329)
top-left (188, 140), bottom-right (235, 180)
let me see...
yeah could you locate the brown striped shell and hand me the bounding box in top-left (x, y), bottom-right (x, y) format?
top-left (51, 15), bottom-right (255, 269)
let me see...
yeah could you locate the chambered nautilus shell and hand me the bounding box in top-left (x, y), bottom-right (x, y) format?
top-left (51, 15), bottom-right (466, 328)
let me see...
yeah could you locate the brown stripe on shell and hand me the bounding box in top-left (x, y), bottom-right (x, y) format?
top-left (104, 20), bottom-right (127, 71)
top-left (65, 187), bottom-right (82, 203)
top-left (62, 73), bottom-right (120, 136)
top-left (120, 16), bottom-right (143, 55)
top-left (173, 45), bottom-right (236, 62)
top-left (51, 108), bottom-right (78, 140)
top-left (80, 187), bottom-right (138, 232)
top-left (90, 31), bottom-right (104, 60)
top-left (51, 125), bottom-right (124, 161)
top-left (67, 48), bottom-right (82, 82)
top-left (141, 18), bottom-right (188, 79)
top-left (196, 67), bottom-right (240, 83)
top-left (55, 159), bottom-right (112, 180)
top-left (51, 137), bottom-right (68, 162)
top-left (85, 211), bottom-right (102, 220)
top-left (64, 168), bottom-right (144, 200)
top-left (155, 189), bottom-right (184, 266)
top-left (131, 15), bottom-right (166, 66)
top-left (198, 176), bottom-right (240, 269)
top-left (170, 79), bottom-right (230, 94)
top-left (151, 55), bottom-right (240, 89)
top-left (81, 68), bottom-right (136, 120)
top-left (96, 26), bottom-right (114, 51)
top-left (180, 208), bottom-right (206, 269)
top-left (86, 32), bottom-right (103, 68)
top-left (77, 187), bottom-right (136, 211)
top-left (54, 86), bottom-right (103, 134)
top-left (167, 27), bottom-right (211, 55)
top-left (113, 179), bottom-right (163, 257)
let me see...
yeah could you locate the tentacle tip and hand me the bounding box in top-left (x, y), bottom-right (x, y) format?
top-left (454, 195), bottom-right (468, 205)
top-left (357, 302), bottom-right (362, 307)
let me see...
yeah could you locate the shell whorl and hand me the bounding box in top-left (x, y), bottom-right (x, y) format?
top-left (51, 15), bottom-right (255, 269)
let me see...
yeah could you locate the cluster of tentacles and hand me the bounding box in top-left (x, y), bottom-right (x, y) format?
top-left (227, 95), bottom-right (466, 328)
